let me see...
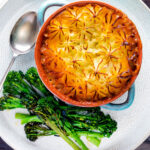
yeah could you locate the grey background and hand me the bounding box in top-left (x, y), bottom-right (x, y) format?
top-left (0, 0), bottom-right (150, 150)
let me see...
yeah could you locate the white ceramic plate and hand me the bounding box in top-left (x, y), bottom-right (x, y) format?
top-left (0, 0), bottom-right (150, 150)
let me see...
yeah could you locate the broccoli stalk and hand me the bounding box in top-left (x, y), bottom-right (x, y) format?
top-left (16, 113), bottom-right (105, 139)
top-left (15, 112), bottom-right (112, 139)
top-left (24, 122), bottom-right (102, 147)
top-left (35, 97), bottom-right (81, 150)
top-left (77, 131), bottom-right (103, 139)
top-left (16, 112), bottom-right (88, 150)
top-left (86, 136), bottom-right (101, 147)
top-left (45, 118), bottom-right (81, 150)
top-left (63, 119), bottom-right (89, 150)
top-left (15, 113), bottom-right (42, 124)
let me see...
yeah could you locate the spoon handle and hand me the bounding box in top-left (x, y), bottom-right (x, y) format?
top-left (0, 55), bottom-right (16, 92)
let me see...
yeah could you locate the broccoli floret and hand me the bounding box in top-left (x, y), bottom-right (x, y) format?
top-left (3, 71), bottom-right (42, 113)
top-left (0, 96), bottom-right (25, 110)
top-left (3, 71), bottom-right (39, 100)
top-left (24, 122), bottom-right (56, 141)
top-left (62, 106), bottom-right (117, 138)
top-left (25, 67), bottom-right (50, 96)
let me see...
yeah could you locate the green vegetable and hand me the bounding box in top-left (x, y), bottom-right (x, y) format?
top-left (3, 71), bottom-right (40, 113)
top-left (3, 71), bottom-right (39, 100)
top-left (13, 98), bottom-right (117, 138)
top-left (61, 106), bottom-right (117, 138)
top-left (0, 67), bottom-right (117, 150)
top-left (24, 121), bottom-right (103, 147)
top-left (25, 67), bottom-right (50, 96)
top-left (77, 131), bottom-right (103, 139)
top-left (15, 113), bottom-right (107, 139)
top-left (63, 118), bottom-right (88, 150)
top-left (86, 136), bottom-right (101, 147)
top-left (24, 122), bottom-right (56, 141)
top-left (35, 97), bottom-right (87, 150)
top-left (15, 113), bottom-right (42, 124)
top-left (0, 96), bottom-right (25, 110)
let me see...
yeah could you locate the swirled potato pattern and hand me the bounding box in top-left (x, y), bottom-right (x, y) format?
top-left (40, 4), bottom-right (141, 102)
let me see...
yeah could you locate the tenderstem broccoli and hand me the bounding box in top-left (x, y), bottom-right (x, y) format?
top-left (25, 67), bottom-right (50, 96)
top-left (0, 96), bottom-right (25, 110)
top-left (24, 122), bottom-right (103, 147)
top-left (15, 113), bottom-right (42, 124)
top-left (35, 97), bottom-right (88, 150)
top-left (24, 122), bottom-right (56, 141)
top-left (3, 71), bottom-right (39, 100)
top-left (0, 67), bottom-right (117, 150)
top-left (2, 71), bottom-right (40, 113)
top-left (86, 136), bottom-right (101, 147)
top-left (15, 113), bottom-right (106, 139)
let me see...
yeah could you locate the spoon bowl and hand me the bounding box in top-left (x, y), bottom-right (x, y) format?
top-left (10, 11), bottom-right (39, 55)
top-left (0, 11), bottom-right (39, 91)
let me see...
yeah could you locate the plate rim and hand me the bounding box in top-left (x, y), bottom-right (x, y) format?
top-left (0, 0), bottom-right (150, 150)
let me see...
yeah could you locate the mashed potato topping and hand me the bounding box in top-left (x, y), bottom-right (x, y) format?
top-left (40, 4), bottom-right (142, 102)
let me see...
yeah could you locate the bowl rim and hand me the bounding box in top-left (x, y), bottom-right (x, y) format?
top-left (35, 0), bottom-right (142, 107)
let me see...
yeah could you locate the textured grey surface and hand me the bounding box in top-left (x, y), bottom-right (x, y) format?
top-left (0, 0), bottom-right (150, 150)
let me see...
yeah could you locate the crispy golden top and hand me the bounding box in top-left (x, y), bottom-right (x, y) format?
top-left (40, 4), bottom-right (141, 102)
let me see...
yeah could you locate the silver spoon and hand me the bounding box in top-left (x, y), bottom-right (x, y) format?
top-left (0, 11), bottom-right (39, 91)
